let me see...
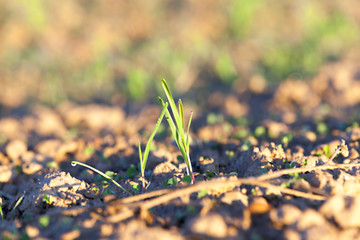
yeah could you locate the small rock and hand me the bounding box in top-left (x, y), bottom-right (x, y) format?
top-left (0, 165), bottom-right (13, 182)
top-left (55, 141), bottom-right (80, 162)
top-left (22, 161), bottom-right (43, 175)
top-left (153, 161), bottom-right (177, 174)
top-left (347, 127), bottom-right (360, 141)
top-left (320, 195), bottom-right (360, 228)
top-left (26, 225), bottom-right (39, 238)
top-left (224, 95), bottom-right (249, 118)
top-left (6, 140), bottom-right (27, 164)
top-left (284, 229), bottom-right (301, 240)
top-left (270, 204), bottom-right (302, 228)
top-left (35, 139), bottom-right (62, 157)
top-left (295, 209), bottom-right (326, 230)
top-left (303, 224), bottom-right (339, 240)
top-left (221, 191), bottom-right (248, 207)
top-left (119, 220), bottom-right (184, 240)
top-left (249, 197), bottom-right (272, 214)
top-left (188, 213), bottom-right (228, 238)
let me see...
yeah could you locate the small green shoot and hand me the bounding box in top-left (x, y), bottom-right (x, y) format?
top-left (158, 79), bottom-right (195, 183)
top-left (254, 126), bottom-right (266, 137)
top-left (126, 164), bottom-right (137, 179)
top-left (10, 191), bottom-right (25, 220)
top-left (205, 170), bottom-right (217, 180)
top-left (42, 194), bottom-right (53, 205)
top-left (163, 177), bottom-right (178, 187)
top-left (130, 183), bottom-right (140, 194)
top-left (198, 189), bottom-right (208, 198)
top-left (103, 188), bottom-right (115, 195)
top-left (71, 160), bottom-right (127, 192)
top-left (138, 102), bottom-right (168, 191)
top-left (280, 172), bottom-right (302, 188)
top-left (317, 122), bottom-right (328, 135)
top-left (0, 202), bottom-right (3, 221)
top-left (39, 215), bottom-right (50, 228)
top-left (225, 150), bottom-right (235, 160)
top-left (182, 175), bottom-right (192, 184)
top-left (303, 159), bottom-right (308, 166)
top-left (323, 144), bottom-right (331, 158)
top-left (92, 186), bottom-right (99, 194)
top-left (84, 147), bottom-right (95, 155)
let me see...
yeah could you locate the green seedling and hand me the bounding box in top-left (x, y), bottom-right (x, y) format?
top-left (163, 177), bottom-right (178, 187)
top-left (126, 164), bottom-right (137, 179)
top-left (130, 183), bottom-right (140, 194)
top-left (280, 172), bottom-right (303, 188)
top-left (254, 126), bottom-right (266, 137)
top-left (182, 175), bottom-right (192, 184)
top-left (84, 147), bottom-right (95, 155)
top-left (198, 189), bottom-right (208, 198)
top-left (158, 79), bottom-right (195, 183)
top-left (138, 102), bottom-right (168, 191)
top-left (0, 203), bottom-right (3, 220)
top-left (10, 191), bottom-right (25, 220)
top-left (206, 170), bottom-right (217, 180)
top-left (39, 215), bottom-right (50, 228)
top-left (71, 160), bottom-right (127, 192)
top-left (42, 194), bottom-right (53, 205)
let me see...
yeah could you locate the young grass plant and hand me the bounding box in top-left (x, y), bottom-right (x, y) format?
top-left (71, 160), bottom-right (127, 192)
top-left (158, 79), bottom-right (195, 183)
top-left (138, 102), bottom-right (168, 191)
top-left (0, 203), bottom-right (3, 220)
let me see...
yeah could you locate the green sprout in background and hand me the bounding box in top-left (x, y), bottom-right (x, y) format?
top-left (138, 102), bottom-right (168, 191)
top-left (158, 79), bottom-right (195, 183)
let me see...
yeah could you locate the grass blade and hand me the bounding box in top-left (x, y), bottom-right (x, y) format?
top-left (10, 191), bottom-right (25, 220)
top-left (71, 160), bottom-right (127, 192)
top-left (138, 141), bottom-right (143, 174)
top-left (158, 97), bottom-right (178, 143)
top-left (161, 79), bottom-right (185, 139)
top-left (186, 111), bottom-right (193, 152)
top-left (179, 99), bottom-right (185, 130)
top-left (141, 102), bottom-right (168, 175)
top-left (0, 204), bottom-right (3, 220)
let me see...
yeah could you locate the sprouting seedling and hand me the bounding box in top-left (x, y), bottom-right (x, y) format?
top-left (0, 202), bottom-right (3, 220)
top-left (158, 79), bottom-right (195, 183)
top-left (71, 160), bottom-right (127, 192)
top-left (10, 191), bottom-right (25, 220)
top-left (138, 102), bottom-right (168, 191)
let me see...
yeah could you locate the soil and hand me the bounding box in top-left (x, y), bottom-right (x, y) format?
top-left (1, 60), bottom-right (360, 239)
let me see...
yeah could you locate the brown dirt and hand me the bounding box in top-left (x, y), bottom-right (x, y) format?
top-left (1, 60), bottom-right (360, 239)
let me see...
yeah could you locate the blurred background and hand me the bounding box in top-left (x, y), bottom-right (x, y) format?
top-left (0, 0), bottom-right (360, 109)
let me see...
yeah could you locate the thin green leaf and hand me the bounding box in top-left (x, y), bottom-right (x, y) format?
top-left (158, 97), bottom-right (179, 145)
top-left (0, 203), bottom-right (3, 220)
top-left (186, 111), bottom-right (193, 152)
top-left (141, 102), bottom-right (168, 174)
top-left (138, 141), bottom-right (143, 175)
top-left (10, 191), bottom-right (25, 220)
top-left (161, 79), bottom-right (185, 138)
top-left (71, 160), bottom-right (127, 192)
top-left (178, 99), bottom-right (185, 130)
